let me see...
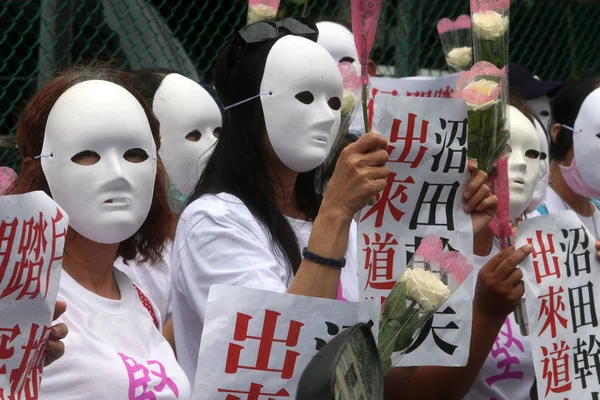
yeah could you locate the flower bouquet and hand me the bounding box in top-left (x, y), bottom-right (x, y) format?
top-left (470, 0), bottom-right (509, 69)
top-left (453, 61), bottom-right (509, 175)
top-left (436, 15), bottom-right (473, 72)
top-left (378, 236), bottom-right (473, 374)
top-left (247, 0), bottom-right (280, 25)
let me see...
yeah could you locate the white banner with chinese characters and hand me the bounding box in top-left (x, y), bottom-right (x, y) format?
top-left (358, 95), bottom-right (474, 367)
top-left (350, 74), bottom-right (459, 133)
top-left (0, 191), bottom-right (68, 399)
top-left (192, 285), bottom-right (380, 400)
top-left (516, 210), bottom-right (600, 399)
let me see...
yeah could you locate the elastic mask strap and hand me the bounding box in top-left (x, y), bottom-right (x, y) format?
top-left (34, 152), bottom-right (53, 159)
top-left (224, 91), bottom-right (272, 111)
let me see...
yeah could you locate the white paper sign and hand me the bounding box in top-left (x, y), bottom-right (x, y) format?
top-left (0, 191), bottom-right (68, 399)
top-left (358, 95), bottom-right (474, 367)
top-left (193, 285), bottom-right (380, 400)
top-left (517, 210), bottom-right (600, 399)
top-left (350, 74), bottom-right (459, 133)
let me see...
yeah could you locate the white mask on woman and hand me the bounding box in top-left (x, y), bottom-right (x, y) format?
top-left (507, 106), bottom-right (541, 220)
top-left (41, 80), bottom-right (157, 244)
top-left (153, 73), bottom-right (222, 197)
top-left (525, 118), bottom-right (549, 213)
top-left (260, 35), bottom-right (343, 173)
top-left (316, 21), bottom-right (361, 75)
top-left (571, 87), bottom-right (600, 195)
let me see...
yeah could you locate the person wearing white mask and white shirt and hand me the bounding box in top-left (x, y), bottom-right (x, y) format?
top-left (115, 69), bottom-right (223, 339)
top-left (170, 18), bottom-right (500, 395)
top-left (465, 103), bottom-right (542, 400)
top-left (11, 65), bottom-right (190, 400)
top-left (528, 79), bottom-right (600, 261)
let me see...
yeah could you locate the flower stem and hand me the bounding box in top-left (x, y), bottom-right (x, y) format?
top-left (301, 0), bottom-right (309, 17)
top-left (362, 84), bottom-right (369, 132)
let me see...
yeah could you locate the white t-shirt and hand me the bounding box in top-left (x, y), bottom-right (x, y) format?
top-left (527, 188), bottom-right (600, 240)
top-left (39, 268), bottom-right (190, 400)
top-left (464, 247), bottom-right (535, 400)
top-left (171, 193), bottom-right (359, 385)
top-left (115, 242), bottom-right (173, 326)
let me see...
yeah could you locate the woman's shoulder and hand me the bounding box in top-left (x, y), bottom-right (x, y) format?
top-left (180, 193), bottom-right (255, 224)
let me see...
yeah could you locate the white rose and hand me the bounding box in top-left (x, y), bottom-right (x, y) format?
top-left (462, 78), bottom-right (500, 111)
top-left (472, 11), bottom-right (509, 41)
top-left (400, 268), bottom-right (450, 311)
top-left (247, 4), bottom-right (277, 25)
top-left (341, 89), bottom-right (358, 117)
top-left (446, 46), bottom-right (473, 69)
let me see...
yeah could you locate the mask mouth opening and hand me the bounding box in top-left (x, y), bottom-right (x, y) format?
top-left (513, 179), bottom-right (525, 185)
top-left (104, 198), bottom-right (131, 207)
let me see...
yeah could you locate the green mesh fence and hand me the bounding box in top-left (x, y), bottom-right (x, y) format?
top-left (1, 0), bottom-right (599, 171)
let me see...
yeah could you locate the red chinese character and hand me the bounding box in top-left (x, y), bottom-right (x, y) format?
top-left (387, 114), bottom-right (429, 168)
top-left (362, 233), bottom-right (398, 290)
top-left (218, 382), bottom-right (290, 400)
top-left (44, 208), bottom-right (67, 299)
top-left (433, 86), bottom-right (453, 98)
top-left (367, 88), bottom-right (399, 129)
top-left (0, 218), bottom-right (18, 283)
top-left (1, 213), bottom-right (49, 300)
top-left (541, 341), bottom-right (572, 396)
top-left (7, 323), bottom-right (51, 400)
top-left (360, 173), bottom-right (415, 228)
top-left (528, 231), bottom-right (561, 284)
top-left (225, 310), bottom-right (304, 379)
top-left (0, 325), bottom-right (21, 374)
top-left (538, 286), bottom-right (569, 338)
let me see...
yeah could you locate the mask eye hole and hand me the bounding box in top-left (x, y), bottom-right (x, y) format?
top-left (595, 133), bottom-right (600, 139)
top-left (185, 130), bottom-right (202, 142)
top-left (71, 150), bottom-right (100, 166)
top-left (540, 151), bottom-right (548, 161)
top-left (295, 91), bottom-right (314, 105)
top-left (340, 56), bottom-right (355, 64)
top-left (213, 127), bottom-right (222, 139)
top-left (328, 97), bottom-right (341, 111)
top-left (540, 110), bottom-right (550, 117)
top-left (123, 148), bottom-right (149, 163)
top-left (525, 149), bottom-right (540, 159)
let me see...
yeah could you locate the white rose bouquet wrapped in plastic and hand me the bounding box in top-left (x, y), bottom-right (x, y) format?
top-left (246, 0), bottom-right (280, 25)
top-left (378, 236), bottom-right (473, 374)
top-left (470, 0), bottom-right (509, 69)
top-left (436, 15), bottom-right (473, 72)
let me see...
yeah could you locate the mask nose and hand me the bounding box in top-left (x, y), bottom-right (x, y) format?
top-left (103, 152), bottom-right (129, 189)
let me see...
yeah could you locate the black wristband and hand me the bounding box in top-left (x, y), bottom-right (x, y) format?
top-left (302, 247), bottom-right (346, 268)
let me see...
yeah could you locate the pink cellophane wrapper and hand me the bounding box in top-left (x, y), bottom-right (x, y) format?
top-left (436, 15), bottom-right (471, 34)
top-left (248, 0), bottom-right (280, 7)
top-left (339, 61), bottom-right (362, 95)
top-left (350, 0), bottom-right (383, 86)
top-left (0, 167), bottom-right (17, 195)
top-left (470, 0), bottom-right (510, 13)
top-left (378, 236), bottom-right (474, 373)
top-left (488, 155), bottom-right (513, 248)
top-left (454, 61), bottom-right (505, 104)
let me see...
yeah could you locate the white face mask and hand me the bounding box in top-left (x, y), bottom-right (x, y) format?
top-left (153, 73), bottom-right (222, 197)
top-left (526, 118), bottom-right (550, 213)
top-left (525, 96), bottom-right (552, 133)
top-left (260, 35), bottom-right (343, 173)
top-left (507, 106), bottom-right (541, 220)
top-left (316, 21), bottom-right (361, 76)
top-left (572, 87), bottom-right (600, 193)
top-left (41, 80), bottom-right (157, 244)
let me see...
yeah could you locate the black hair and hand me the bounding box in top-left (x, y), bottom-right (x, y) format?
top-left (187, 28), bottom-right (330, 278)
top-left (128, 68), bottom-right (179, 107)
top-left (549, 78), bottom-right (600, 162)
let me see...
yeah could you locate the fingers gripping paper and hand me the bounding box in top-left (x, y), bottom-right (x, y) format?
top-left (359, 95), bottom-right (474, 367)
top-left (192, 285), bottom-right (379, 399)
top-left (0, 191), bottom-right (68, 399)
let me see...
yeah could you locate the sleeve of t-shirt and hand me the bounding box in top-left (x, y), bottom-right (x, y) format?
top-left (175, 202), bottom-right (288, 320)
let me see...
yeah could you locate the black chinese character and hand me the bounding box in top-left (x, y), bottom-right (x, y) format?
top-left (431, 118), bottom-right (468, 173)
top-left (560, 226), bottom-right (592, 277)
top-left (568, 282), bottom-right (598, 333)
top-left (409, 182), bottom-right (460, 231)
top-left (405, 306), bottom-right (459, 356)
top-left (574, 335), bottom-right (600, 389)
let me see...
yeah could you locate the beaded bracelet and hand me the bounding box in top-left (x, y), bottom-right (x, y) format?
top-left (302, 247), bottom-right (346, 269)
